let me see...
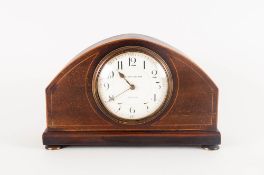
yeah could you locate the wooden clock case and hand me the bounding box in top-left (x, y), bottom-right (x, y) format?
top-left (42, 34), bottom-right (221, 150)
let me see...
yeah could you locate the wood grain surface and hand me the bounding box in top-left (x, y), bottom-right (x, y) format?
top-left (43, 34), bottom-right (220, 147)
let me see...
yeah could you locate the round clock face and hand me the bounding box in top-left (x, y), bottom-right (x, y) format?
top-left (93, 47), bottom-right (172, 124)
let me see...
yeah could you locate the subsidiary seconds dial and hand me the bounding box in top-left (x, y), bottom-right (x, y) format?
top-left (92, 46), bottom-right (172, 124)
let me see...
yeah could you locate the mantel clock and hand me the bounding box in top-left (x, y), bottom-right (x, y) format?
top-left (42, 34), bottom-right (221, 150)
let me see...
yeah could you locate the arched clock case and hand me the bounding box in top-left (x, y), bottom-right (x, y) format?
top-left (42, 34), bottom-right (221, 150)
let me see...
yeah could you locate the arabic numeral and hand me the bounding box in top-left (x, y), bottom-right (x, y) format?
top-left (151, 70), bottom-right (158, 78)
top-left (118, 61), bottom-right (123, 70)
top-left (108, 71), bottom-right (114, 78)
top-left (129, 107), bottom-right (135, 114)
top-left (129, 57), bottom-right (136, 66)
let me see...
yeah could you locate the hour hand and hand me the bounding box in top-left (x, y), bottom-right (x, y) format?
top-left (118, 71), bottom-right (135, 90)
top-left (118, 72), bottom-right (125, 78)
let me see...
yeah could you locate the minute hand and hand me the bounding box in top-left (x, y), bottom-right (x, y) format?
top-left (108, 87), bottom-right (132, 102)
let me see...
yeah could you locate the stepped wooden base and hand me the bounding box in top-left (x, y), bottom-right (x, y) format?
top-left (43, 129), bottom-right (220, 149)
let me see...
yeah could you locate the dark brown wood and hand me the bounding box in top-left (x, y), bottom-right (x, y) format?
top-left (43, 129), bottom-right (220, 146)
top-left (42, 34), bottom-right (221, 148)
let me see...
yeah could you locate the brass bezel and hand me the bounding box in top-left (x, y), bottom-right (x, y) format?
top-left (92, 46), bottom-right (173, 125)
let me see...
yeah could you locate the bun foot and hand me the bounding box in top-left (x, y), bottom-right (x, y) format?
top-left (201, 145), bottom-right (219, 150)
top-left (45, 145), bottom-right (63, 150)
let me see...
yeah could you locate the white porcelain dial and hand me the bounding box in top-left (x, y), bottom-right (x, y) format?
top-left (95, 48), bottom-right (171, 121)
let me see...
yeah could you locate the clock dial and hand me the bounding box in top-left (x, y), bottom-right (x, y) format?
top-left (93, 47), bottom-right (172, 122)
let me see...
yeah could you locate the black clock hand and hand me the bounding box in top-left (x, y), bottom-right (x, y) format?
top-left (118, 72), bottom-right (135, 90)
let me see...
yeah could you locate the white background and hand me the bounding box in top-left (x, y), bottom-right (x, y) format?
top-left (0, 0), bottom-right (263, 175)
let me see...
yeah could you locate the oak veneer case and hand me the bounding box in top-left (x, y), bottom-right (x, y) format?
top-left (42, 34), bottom-right (221, 150)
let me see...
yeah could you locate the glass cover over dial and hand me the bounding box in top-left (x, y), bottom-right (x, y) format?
top-left (94, 47), bottom-right (171, 121)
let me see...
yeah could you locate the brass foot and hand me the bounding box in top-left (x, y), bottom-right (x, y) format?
top-left (45, 145), bottom-right (63, 150)
top-left (201, 145), bottom-right (219, 150)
